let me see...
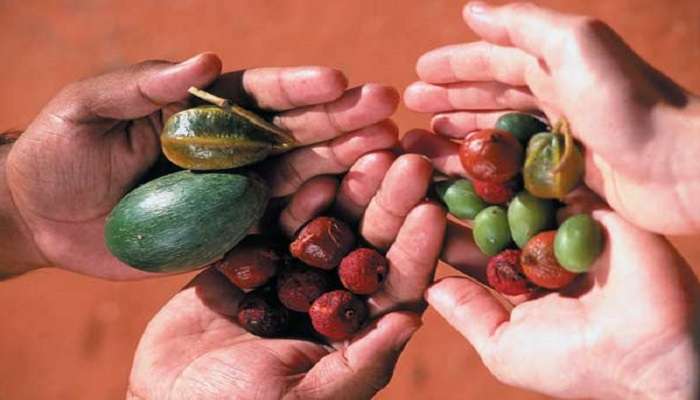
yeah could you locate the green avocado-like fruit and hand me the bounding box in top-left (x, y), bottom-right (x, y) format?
top-left (435, 179), bottom-right (487, 220)
top-left (495, 113), bottom-right (548, 145)
top-left (105, 170), bottom-right (269, 272)
top-left (554, 214), bottom-right (603, 273)
top-left (473, 206), bottom-right (512, 256)
top-left (508, 192), bottom-right (555, 248)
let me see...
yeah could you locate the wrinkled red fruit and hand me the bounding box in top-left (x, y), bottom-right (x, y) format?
top-left (338, 248), bottom-right (388, 295)
top-left (237, 287), bottom-right (289, 337)
top-left (473, 179), bottom-right (519, 205)
top-left (290, 216), bottom-right (355, 269)
top-left (521, 231), bottom-right (577, 289)
top-left (214, 242), bottom-right (280, 290)
top-left (459, 129), bottom-right (523, 183)
top-left (309, 290), bottom-right (368, 341)
top-left (276, 264), bottom-right (332, 312)
top-left (486, 249), bottom-right (531, 295)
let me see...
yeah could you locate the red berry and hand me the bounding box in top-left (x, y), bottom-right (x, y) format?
top-left (521, 231), bottom-right (577, 289)
top-left (459, 129), bottom-right (523, 183)
top-left (276, 264), bottom-right (332, 312)
top-left (472, 179), bottom-right (518, 205)
top-left (290, 217), bottom-right (355, 269)
top-left (309, 290), bottom-right (368, 341)
top-left (486, 249), bottom-right (531, 295)
top-left (214, 241), bottom-right (279, 290)
top-left (338, 248), bottom-right (388, 295)
top-left (237, 287), bottom-right (289, 337)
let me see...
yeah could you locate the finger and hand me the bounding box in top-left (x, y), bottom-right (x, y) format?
top-left (401, 129), bottom-right (464, 177)
top-left (369, 201), bottom-right (447, 316)
top-left (45, 53), bottom-right (222, 124)
top-left (207, 66), bottom-right (348, 111)
top-left (426, 276), bottom-right (509, 356)
top-left (295, 312), bottom-right (421, 399)
top-left (404, 81), bottom-right (537, 113)
top-left (279, 176), bottom-right (339, 238)
top-left (441, 220), bottom-right (490, 284)
top-left (416, 41), bottom-right (537, 86)
top-left (360, 154), bottom-right (434, 250)
top-left (274, 83), bottom-right (400, 145)
top-left (334, 151), bottom-right (396, 222)
top-left (463, 2), bottom-right (580, 65)
top-left (264, 119), bottom-right (398, 197)
top-left (432, 110), bottom-right (512, 138)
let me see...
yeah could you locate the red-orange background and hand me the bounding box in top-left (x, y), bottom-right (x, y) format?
top-left (1, 1), bottom-right (699, 399)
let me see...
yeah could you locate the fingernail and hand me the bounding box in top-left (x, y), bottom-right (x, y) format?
top-left (179, 53), bottom-right (204, 66)
top-left (468, 1), bottom-right (489, 15)
top-left (393, 321), bottom-right (421, 352)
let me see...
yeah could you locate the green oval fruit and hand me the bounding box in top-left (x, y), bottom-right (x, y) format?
top-left (473, 206), bottom-right (511, 256)
top-left (508, 192), bottom-right (555, 248)
top-left (161, 103), bottom-right (296, 170)
top-left (554, 214), bottom-right (603, 273)
top-left (435, 179), bottom-right (487, 220)
top-left (495, 112), bottom-right (548, 145)
top-left (105, 170), bottom-right (269, 272)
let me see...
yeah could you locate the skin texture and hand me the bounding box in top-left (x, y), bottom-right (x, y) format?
top-left (2, 53), bottom-right (400, 279)
top-left (405, 2), bottom-right (700, 399)
top-left (128, 154), bottom-right (447, 399)
top-left (403, 1), bottom-right (700, 235)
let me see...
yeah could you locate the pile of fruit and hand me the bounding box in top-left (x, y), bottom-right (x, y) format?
top-left (219, 216), bottom-right (387, 340)
top-left (103, 88), bottom-right (385, 340)
top-left (436, 113), bottom-right (603, 295)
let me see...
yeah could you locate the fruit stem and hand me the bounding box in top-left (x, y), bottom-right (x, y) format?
top-left (188, 86), bottom-right (230, 108)
top-left (552, 118), bottom-right (573, 173)
top-left (188, 86), bottom-right (299, 150)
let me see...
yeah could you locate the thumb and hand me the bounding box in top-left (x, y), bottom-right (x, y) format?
top-left (43, 52), bottom-right (221, 124)
top-left (425, 276), bottom-right (509, 358)
top-left (294, 312), bottom-right (421, 399)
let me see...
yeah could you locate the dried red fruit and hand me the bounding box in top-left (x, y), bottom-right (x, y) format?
top-left (237, 287), bottom-right (289, 337)
top-left (290, 217), bottom-right (355, 269)
top-left (214, 241), bottom-right (280, 290)
top-left (486, 249), bottom-right (531, 295)
top-left (521, 231), bottom-right (577, 289)
top-left (276, 264), bottom-right (333, 312)
top-left (472, 179), bottom-right (519, 205)
top-left (309, 290), bottom-right (368, 341)
top-left (459, 129), bottom-right (523, 183)
top-left (338, 248), bottom-right (388, 295)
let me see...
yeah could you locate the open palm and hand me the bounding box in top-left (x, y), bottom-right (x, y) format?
top-left (431, 194), bottom-right (698, 399)
top-left (128, 154), bottom-right (447, 399)
top-left (403, 2), bottom-right (700, 235)
top-left (6, 53), bottom-right (399, 279)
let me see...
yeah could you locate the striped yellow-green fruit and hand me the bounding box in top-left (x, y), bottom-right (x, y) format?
top-left (161, 88), bottom-right (297, 170)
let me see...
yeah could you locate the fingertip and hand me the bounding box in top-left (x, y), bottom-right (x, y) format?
top-left (400, 129), bottom-right (431, 153)
top-left (363, 83), bottom-right (401, 115)
top-left (393, 153), bottom-right (434, 178)
top-left (303, 67), bottom-right (349, 102)
top-left (402, 81), bottom-right (427, 110)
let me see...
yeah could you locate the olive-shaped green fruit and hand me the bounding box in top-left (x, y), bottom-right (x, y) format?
top-left (554, 214), bottom-right (603, 273)
top-left (495, 113), bottom-right (548, 145)
top-left (105, 171), bottom-right (269, 272)
top-left (473, 206), bottom-right (512, 256)
top-left (508, 192), bottom-right (555, 248)
top-left (435, 179), bottom-right (488, 220)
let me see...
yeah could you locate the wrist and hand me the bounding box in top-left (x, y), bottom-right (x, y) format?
top-left (0, 140), bottom-right (49, 278)
top-left (657, 98), bottom-right (700, 234)
top-left (593, 331), bottom-right (698, 400)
